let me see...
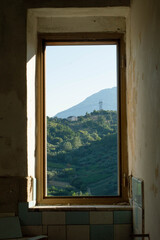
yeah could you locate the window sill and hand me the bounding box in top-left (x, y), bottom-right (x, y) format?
top-left (30, 204), bottom-right (132, 211)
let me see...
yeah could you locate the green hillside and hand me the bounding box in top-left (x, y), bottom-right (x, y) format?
top-left (47, 110), bottom-right (118, 197)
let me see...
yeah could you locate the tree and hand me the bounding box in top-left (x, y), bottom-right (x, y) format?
top-left (63, 141), bottom-right (72, 151)
top-left (72, 136), bottom-right (82, 148)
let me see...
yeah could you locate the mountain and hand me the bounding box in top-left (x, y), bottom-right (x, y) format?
top-left (55, 87), bottom-right (117, 118)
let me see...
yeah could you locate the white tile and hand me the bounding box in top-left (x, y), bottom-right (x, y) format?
top-left (67, 225), bottom-right (89, 240)
top-left (90, 211), bottom-right (113, 224)
top-left (48, 225), bottom-right (66, 240)
top-left (42, 212), bottom-right (65, 225)
top-left (114, 224), bottom-right (132, 240)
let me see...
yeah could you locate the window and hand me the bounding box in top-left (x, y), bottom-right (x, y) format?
top-left (36, 33), bottom-right (128, 205)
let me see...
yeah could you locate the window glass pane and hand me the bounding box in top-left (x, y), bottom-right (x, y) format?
top-left (46, 45), bottom-right (118, 197)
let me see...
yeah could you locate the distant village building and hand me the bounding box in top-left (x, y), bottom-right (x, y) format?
top-left (67, 116), bottom-right (78, 122)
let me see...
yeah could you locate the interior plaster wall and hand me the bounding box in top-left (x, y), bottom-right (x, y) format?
top-left (0, 2), bottom-right (133, 239)
top-left (0, 0), bottom-right (130, 177)
top-left (0, 0), bottom-right (129, 212)
top-left (3, 0), bottom-right (160, 239)
top-left (1, 0), bottom-right (160, 238)
top-left (127, 0), bottom-right (160, 239)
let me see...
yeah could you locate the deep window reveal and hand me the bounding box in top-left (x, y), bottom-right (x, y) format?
top-left (36, 33), bottom-right (128, 205)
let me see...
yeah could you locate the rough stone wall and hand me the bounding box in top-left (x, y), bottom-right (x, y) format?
top-left (127, 0), bottom-right (160, 239)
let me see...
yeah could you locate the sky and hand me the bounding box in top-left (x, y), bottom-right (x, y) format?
top-left (46, 45), bottom-right (117, 117)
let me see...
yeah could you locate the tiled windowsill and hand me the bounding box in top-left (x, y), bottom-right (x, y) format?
top-left (30, 204), bottom-right (132, 211)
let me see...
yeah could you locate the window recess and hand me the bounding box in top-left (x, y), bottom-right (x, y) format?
top-left (36, 33), bottom-right (128, 205)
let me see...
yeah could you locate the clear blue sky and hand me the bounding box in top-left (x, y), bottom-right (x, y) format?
top-left (46, 45), bottom-right (117, 117)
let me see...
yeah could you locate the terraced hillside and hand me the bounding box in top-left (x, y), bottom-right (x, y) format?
top-left (47, 110), bottom-right (118, 196)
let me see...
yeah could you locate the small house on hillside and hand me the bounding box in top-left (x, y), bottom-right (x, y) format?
top-left (67, 116), bottom-right (78, 121)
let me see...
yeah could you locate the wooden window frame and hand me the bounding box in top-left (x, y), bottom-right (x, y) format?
top-left (36, 32), bottom-right (128, 205)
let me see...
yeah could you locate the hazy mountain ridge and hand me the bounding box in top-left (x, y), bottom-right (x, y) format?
top-left (55, 87), bottom-right (117, 118)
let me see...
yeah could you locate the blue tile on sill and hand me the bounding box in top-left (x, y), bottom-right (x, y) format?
top-left (132, 177), bottom-right (143, 207)
top-left (133, 201), bottom-right (143, 236)
top-left (66, 211), bottom-right (89, 225)
top-left (90, 225), bottom-right (114, 240)
top-left (114, 211), bottom-right (132, 224)
top-left (137, 180), bottom-right (143, 207)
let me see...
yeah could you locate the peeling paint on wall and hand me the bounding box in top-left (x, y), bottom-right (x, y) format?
top-left (127, 0), bottom-right (160, 239)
